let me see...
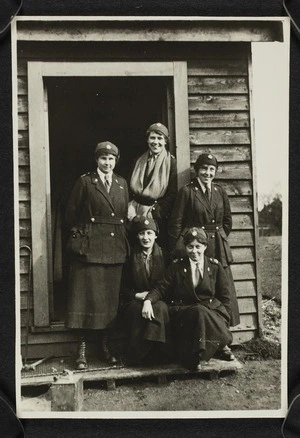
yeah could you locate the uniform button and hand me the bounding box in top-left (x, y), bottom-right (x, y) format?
top-left (110, 232), bottom-right (115, 237)
top-left (212, 220), bottom-right (215, 224)
top-left (202, 226), bottom-right (205, 230)
top-left (211, 235), bottom-right (215, 238)
top-left (152, 207), bottom-right (155, 211)
top-left (120, 219), bottom-right (124, 223)
top-left (111, 212), bottom-right (115, 217)
top-left (210, 299), bottom-right (212, 303)
top-left (91, 217), bottom-right (95, 222)
top-left (216, 226), bottom-right (219, 230)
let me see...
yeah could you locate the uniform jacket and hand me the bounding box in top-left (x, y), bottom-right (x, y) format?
top-left (121, 242), bottom-right (169, 303)
top-left (168, 178), bottom-right (233, 267)
top-left (65, 170), bottom-right (129, 264)
top-left (146, 256), bottom-right (231, 321)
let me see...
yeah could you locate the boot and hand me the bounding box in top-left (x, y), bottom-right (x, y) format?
top-left (76, 336), bottom-right (88, 370)
top-left (101, 332), bottom-right (118, 365)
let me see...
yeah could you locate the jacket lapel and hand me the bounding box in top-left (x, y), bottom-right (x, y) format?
top-left (91, 171), bottom-right (115, 210)
top-left (192, 179), bottom-right (213, 214)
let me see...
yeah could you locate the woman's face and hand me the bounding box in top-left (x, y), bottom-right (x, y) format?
top-left (96, 153), bottom-right (116, 173)
top-left (147, 131), bottom-right (167, 156)
top-left (197, 164), bottom-right (216, 185)
top-left (137, 229), bottom-right (157, 249)
top-left (185, 239), bottom-right (207, 263)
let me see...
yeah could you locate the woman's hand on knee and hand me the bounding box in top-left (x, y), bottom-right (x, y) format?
top-left (142, 300), bottom-right (154, 320)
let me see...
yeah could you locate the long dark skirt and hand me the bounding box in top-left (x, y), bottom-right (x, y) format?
top-left (122, 300), bottom-right (173, 365)
top-left (169, 304), bottom-right (233, 369)
top-left (66, 260), bottom-right (123, 330)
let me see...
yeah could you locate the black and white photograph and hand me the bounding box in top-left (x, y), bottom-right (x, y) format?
top-left (13, 16), bottom-right (289, 418)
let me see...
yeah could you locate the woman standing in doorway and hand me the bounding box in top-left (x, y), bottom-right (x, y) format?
top-left (128, 122), bottom-right (177, 248)
top-left (65, 141), bottom-right (129, 369)
top-left (168, 153), bottom-right (240, 331)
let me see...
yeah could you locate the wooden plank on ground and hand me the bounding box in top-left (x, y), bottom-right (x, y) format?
top-left (190, 129), bottom-right (250, 145)
top-left (20, 253), bottom-right (31, 273)
top-left (237, 297), bottom-right (257, 314)
top-left (188, 76), bottom-right (248, 94)
top-left (190, 145), bottom-right (251, 162)
top-left (188, 59), bottom-right (248, 76)
top-left (235, 280), bottom-right (256, 297)
top-left (230, 197), bottom-right (253, 213)
top-left (231, 247), bottom-right (255, 263)
top-left (231, 263), bottom-right (255, 281)
top-left (232, 214), bottom-right (253, 230)
top-left (189, 112), bottom-right (249, 128)
top-left (21, 358), bottom-right (243, 387)
top-left (228, 230), bottom-right (254, 246)
top-left (18, 114), bottom-right (28, 131)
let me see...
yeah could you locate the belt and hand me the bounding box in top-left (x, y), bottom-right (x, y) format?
top-left (201, 224), bottom-right (223, 231)
top-left (132, 193), bottom-right (158, 207)
top-left (170, 298), bottom-right (214, 306)
top-left (90, 216), bottom-right (125, 225)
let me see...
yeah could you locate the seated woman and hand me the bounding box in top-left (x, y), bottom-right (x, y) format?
top-left (121, 217), bottom-right (173, 365)
top-left (144, 227), bottom-right (234, 370)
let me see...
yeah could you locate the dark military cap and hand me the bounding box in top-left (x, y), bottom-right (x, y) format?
top-left (194, 153), bottom-right (218, 172)
top-left (133, 216), bottom-right (159, 235)
top-left (94, 141), bottom-right (119, 159)
top-left (146, 122), bottom-right (169, 138)
top-left (183, 227), bottom-right (208, 245)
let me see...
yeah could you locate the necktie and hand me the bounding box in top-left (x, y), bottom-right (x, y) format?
top-left (194, 263), bottom-right (202, 287)
top-left (104, 175), bottom-right (111, 193)
top-left (205, 185), bottom-right (211, 203)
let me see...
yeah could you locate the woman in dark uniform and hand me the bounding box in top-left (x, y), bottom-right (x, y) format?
top-left (65, 141), bottom-right (129, 369)
top-left (168, 153), bottom-right (240, 330)
top-left (144, 227), bottom-right (233, 370)
top-left (128, 122), bottom-right (177, 248)
top-left (121, 217), bottom-right (173, 365)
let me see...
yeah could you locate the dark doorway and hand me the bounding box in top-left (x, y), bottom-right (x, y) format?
top-left (47, 76), bottom-right (172, 322)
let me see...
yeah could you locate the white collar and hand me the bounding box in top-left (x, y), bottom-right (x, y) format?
top-left (97, 168), bottom-right (113, 182)
top-left (189, 257), bottom-right (204, 268)
top-left (197, 178), bottom-right (211, 192)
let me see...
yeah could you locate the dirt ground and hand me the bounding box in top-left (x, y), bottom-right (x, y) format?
top-left (21, 235), bottom-right (283, 413)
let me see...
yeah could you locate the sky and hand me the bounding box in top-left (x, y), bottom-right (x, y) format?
top-left (251, 25), bottom-right (289, 210)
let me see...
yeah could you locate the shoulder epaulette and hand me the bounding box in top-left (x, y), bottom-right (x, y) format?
top-left (80, 172), bottom-right (91, 178)
top-left (210, 257), bottom-right (219, 265)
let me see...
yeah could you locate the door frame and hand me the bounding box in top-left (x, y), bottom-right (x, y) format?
top-left (27, 61), bottom-right (190, 326)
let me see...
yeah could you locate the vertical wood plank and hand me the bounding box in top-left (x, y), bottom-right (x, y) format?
top-left (247, 49), bottom-right (263, 337)
top-left (173, 61), bottom-right (190, 188)
top-left (27, 62), bottom-right (50, 326)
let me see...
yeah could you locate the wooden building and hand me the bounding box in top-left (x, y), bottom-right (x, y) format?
top-left (14, 17), bottom-right (284, 359)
